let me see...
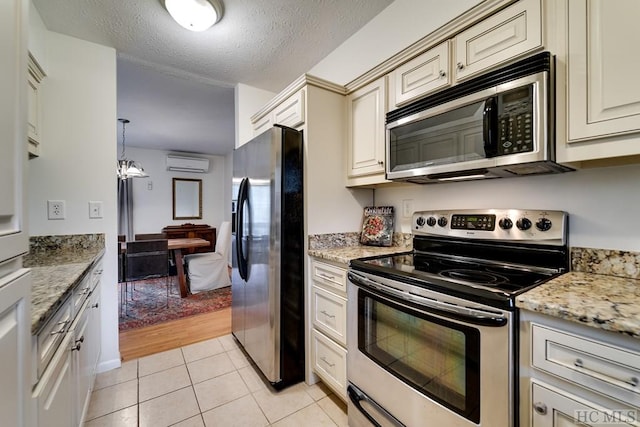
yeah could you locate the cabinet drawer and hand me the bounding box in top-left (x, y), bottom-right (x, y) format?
top-left (532, 324), bottom-right (640, 408)
top-left (312, 286), bottom-right (347, 346)
top-left (37, 301), bottom-right (72, 378)
top-left (273, 89), bottom-right (305, 129)
top-left (71, 275), bottom-right (92, 318)
top-left (454, 0), bottom-right (542, 81)
top-left (310, 259), bottom-right (347, 294)
top-left (312, 329), bottom-right (347, 400)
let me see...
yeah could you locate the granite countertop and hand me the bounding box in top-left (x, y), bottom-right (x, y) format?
top-left (516, 272), bottom-right (640, 339)
top-left (26, 234), bottom-right (105, 334)
top-left (308, 245), bottom-right (412, 265)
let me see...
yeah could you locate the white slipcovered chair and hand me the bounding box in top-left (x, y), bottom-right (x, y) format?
top-left (184, 221), bottom-right (232, 293)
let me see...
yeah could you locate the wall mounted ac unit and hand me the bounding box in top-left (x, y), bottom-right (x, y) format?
top-left (166, 155), bottom-right (209, 173)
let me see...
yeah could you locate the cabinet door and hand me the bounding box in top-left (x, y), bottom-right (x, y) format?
top-left (0, 270), bottom-right (31, 427)
top-left (35, 333), bottom-right (74, 427)
top-left (347, 77), bottom-right (387, 179)
top-left (567, 0), bottom-right (640, 142)
top-left (454, 0), bottom-right (542, 81)
top-left (531, 382), bottom-right (636, 427)
top-left (0, 0), bottom-right (28, 263)
top-left (73, 302), bottom-right (92, 426)
top-left (393, 41), bottom-right (450, 107)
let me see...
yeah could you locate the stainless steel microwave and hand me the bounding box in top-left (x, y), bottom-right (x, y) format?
top-left (386, 52), bottom-right (573, 184)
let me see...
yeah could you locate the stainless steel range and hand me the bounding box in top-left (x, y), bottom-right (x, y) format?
top-left (347, 209), bottom-right (569, 427)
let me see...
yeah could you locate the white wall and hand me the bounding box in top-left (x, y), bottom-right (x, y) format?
top-left (26, 31), bottom-right (120, 371)
top-left (309, 0), bottom-right (481, 85)
top-left (375, 164), bottom-right (640, 252)
top-left (28, 1), bottom-right (48, 71)
top-left (124, 147), bottom-right (229, 234)
top-left (234, 83), bottom-right (274, 148)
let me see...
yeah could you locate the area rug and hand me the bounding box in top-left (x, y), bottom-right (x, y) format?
top-left (119, 278), bottom-right (231, 331)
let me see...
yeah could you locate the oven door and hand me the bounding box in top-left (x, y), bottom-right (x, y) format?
top-left (347, 270), bottom-right (515, 427)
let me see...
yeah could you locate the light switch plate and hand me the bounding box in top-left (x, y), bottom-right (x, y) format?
top-left (89, 201), bottom-right (103, 219)
top-left (47, 200), bottom-right (66, 220)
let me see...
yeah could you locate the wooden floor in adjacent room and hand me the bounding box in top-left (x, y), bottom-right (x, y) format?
top-left (119, 307), bottom-right (232, 361)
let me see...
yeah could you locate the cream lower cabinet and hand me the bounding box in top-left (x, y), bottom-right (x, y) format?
top-left (309, 258), bottom-right (348, 401)
top-left (32, 261), bottom-right (103, 427)
top-left (520, 311), bottom-right (640, 427)
top-left (531, 381), bottom-right (637, 427)
top-left (346, 76), bottom-right (389, 187)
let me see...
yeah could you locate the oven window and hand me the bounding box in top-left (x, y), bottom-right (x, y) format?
top-left (358, 288), bottom-right (480, 423)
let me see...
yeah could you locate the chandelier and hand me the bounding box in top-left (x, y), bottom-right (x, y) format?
top-left (116, 118), bottom-right (148, 179)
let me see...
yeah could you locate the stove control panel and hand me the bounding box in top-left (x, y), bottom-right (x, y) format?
top-left (413, 209), bottom-right (568, 245)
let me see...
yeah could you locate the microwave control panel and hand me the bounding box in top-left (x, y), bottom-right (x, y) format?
top-left (497, 85), bottom-right (534, 156)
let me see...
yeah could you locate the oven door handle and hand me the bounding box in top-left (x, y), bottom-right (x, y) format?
top-left (348, 271), bottom-right (508, 327)
top-left (347, 384), bottom-right (405, 427)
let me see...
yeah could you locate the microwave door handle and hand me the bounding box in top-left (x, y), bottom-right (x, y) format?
top-left (483, 97), bottom-right (498, 158)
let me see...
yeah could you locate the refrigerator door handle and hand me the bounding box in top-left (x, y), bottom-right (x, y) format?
top-left (236, 177), bottom-right (249, 281)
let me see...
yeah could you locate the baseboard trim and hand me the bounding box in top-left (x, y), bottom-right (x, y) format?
top-left (96, 357), bottom-right (122, 373)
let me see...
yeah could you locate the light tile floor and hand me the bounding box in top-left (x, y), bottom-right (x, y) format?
top-left (85, 334), bottom-right (348, 427)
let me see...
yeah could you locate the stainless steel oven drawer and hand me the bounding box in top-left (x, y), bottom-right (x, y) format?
top-left (532, 323), bottom-right (640, 408)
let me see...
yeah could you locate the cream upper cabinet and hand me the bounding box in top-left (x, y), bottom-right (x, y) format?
top-left (566, 0), bottom-right (640, 142)
top-left (454, 0), bottom-right (542, 81)
top-left (552, 0), bottom-right (640, 163)
top-left (392, 41), bottom-right (450, 107)
top-left (0, 0), bottom-right (28, 264)
top-left (346, 76), bottom-right (388, 186)
top-left (28, 54), bottom-right (45, 158)
top-left (252, 89), bottom-right (305, 136)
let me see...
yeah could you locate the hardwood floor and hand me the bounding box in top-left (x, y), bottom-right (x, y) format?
top-left (119, 307), bottom-right (232, 361)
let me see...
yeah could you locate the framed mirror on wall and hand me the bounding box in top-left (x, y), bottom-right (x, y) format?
top-left (173, 178), bottom-right (202, 220)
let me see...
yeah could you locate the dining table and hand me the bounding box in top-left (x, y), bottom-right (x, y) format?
top-left (121, 237), bottom-right (210, 298)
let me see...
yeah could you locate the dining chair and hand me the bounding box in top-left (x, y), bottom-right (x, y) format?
top-left (184, 221), bottom-right (232, 292)
top-left (122, 239), bottom-right (170, 315)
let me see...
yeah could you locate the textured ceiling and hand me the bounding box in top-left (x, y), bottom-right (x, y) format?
top-left (33, 0), bottom-right (394, 155)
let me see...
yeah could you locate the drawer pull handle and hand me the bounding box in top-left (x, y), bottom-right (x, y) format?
top-left (92, 303), bottom-right (99, 309)
top-left (533, 402), bottom-right (547, 415)
top-left (320, 310), bottom-right (335, 319)
top-left (320, 356), bottom-right (335, 368)
top-left (72, 342), bottom-right (82, 352)
top-left (457, 62), bottom-right (465, 71)
top-left (318, 273), bottom-right (336, 281)
top-left (575, 358), bottom-right (639, 388)
top-left (50, 327), bottom-right (66, 335)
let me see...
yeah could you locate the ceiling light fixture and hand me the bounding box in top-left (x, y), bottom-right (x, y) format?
top-left (163, 0), bottom-right (223, 32)
top-left (117, 118), bottom-right (148, 179)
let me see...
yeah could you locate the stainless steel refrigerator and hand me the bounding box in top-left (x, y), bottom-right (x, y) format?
top-left (231, 125), bottom-right (304, 389)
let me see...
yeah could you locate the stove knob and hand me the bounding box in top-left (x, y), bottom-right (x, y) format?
top-left (416, 216), bottom-right (426, 227)
top-left (426, 216), bottom-right (437, 227)
top-left (536, 218), bottom-right (552, 232)
top-left (516, 217), bottom-right (532, 231)
top-left (498, 218), bottom-right (513, 230)
top-left (437, 217), bottom-right (448, 227)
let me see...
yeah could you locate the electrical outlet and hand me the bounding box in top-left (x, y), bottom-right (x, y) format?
top-left (47, 200), bottom-right (66, 220)
top-left (89, 201), bottom-right (103, 219)
top-left (402, 199), bottom-right (414, 218)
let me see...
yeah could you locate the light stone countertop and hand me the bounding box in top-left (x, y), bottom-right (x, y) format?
top-left (26, 235), bottom-right (104, 334)
top-left (308, 245), bottom-right (412, 265)
top-left (516, 271), bottom-right (640, 339)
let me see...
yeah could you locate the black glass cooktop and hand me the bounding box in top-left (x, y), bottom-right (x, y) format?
top-left (350, 251), bottom-right (563, 309)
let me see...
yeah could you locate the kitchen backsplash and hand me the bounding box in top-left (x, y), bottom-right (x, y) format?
top-left (571, 247), bottom-right (640, 280)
